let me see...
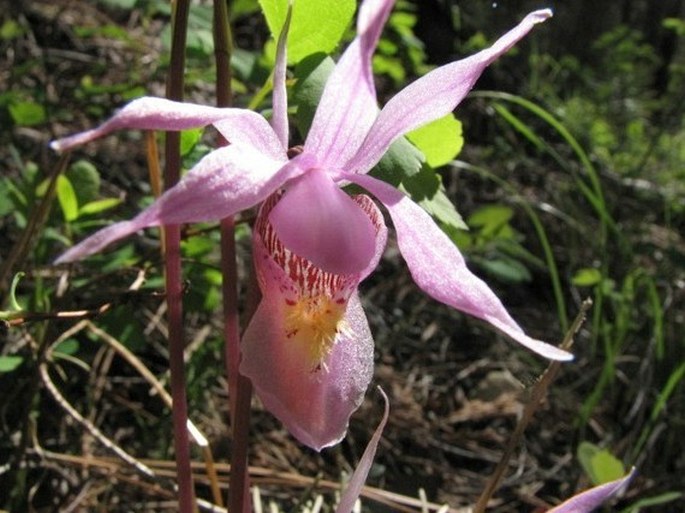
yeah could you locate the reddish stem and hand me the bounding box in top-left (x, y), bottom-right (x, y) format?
top-left (165, 0), bottom-right (195, 510)
top-left (213, 1), bottom-right (253, 511)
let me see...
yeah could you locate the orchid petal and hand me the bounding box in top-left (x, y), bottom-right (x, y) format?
top-left (547, 468), bottom-right (636, 512)
top-left (270, 1), bottom-right (293, 148)
top-left (304, 0), bottom-right (394, 168)
top-left (51, 97), bottom-right (286, 160)
top-left (346, 9), bottom-right (552, 174)
top-left (269, 170), bottom-right (377, 275)
top-left (353, 194), bottom-right (388, 281)
top-left (335, 387), bottom-right (389, 513)
top-left (240, 288), bottom-right (374, 451)
top-left (55, 147), bottom-right (313, 263)
top-left (349, 173), bottom-right (572, 361)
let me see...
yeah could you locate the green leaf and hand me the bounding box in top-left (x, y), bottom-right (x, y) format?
top-left (476, 256), bottom-right (532, 284)
top-left (293, 53), bottom-right (335, 136)
top-left (0, 20), bottom-right (25, 40)
top-left (259, 0), bottom-right (355, 64)
top-left (54, 339), bottom-right (80, 356)
top-left (371, 136), bottom-right (425, 186)
top-left (406, 114), bottom-right (464, 167)
top-left (620, 491), bottom-right (683, 513)
top-left (0, 179), bottom-right (14, 216)
top-left (9, 101), bottom-right (46, 126)
top-left (578, 441), bottom-right (626, 485)
top-left (56, 175), bottom-right (79, 222)
top-left (0, 356), bottom-right (24, 373)
top-left (180, 128), bottom-right (204, 157)
top-left (67, 160), bottom-right (101, 205)
top-left (572, 267), bottom-right (603, 287)
top-left (79, 198), bottom-right (123, 216)
top-left (8, 272), bottom-right (25, 311)
top-left (400, 164), bottom-right (466, 229)
top-left (492, 103), bottom-right (544, 150)
top-left (468, 204), bottom-right (514, 237)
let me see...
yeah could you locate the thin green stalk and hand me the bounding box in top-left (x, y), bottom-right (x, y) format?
top-left (165, 0), bottom-right (195, 511)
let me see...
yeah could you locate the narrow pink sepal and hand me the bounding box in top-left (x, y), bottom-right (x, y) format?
top-left (240, 288), bottom-right (374, 451)
top-left (334, 387), bottom-right (389, 513)
top-left (55, 147), bottom-right (311, 263)
top-left (50, 97), bottom-right (285, 160)
top-left (346, 9), bottom-right (553, 174)
top-left (546, 468), bottom-right (636, 512)
top-left (303, 0), bottom-right (395, 168)
top-left (349, 173), bottom-right (572, 361)
top-left (269, 170), bottom-right (377, 275)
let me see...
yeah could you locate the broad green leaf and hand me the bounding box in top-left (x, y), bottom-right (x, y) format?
top-left (0, 356), bottom-right (23, 373)
top-left (9, 101), bottom-right (46, 126)
top-left (293, 53), bottom-right (335, 136)
top-left (259, 0), bottom-right (355, 64)
top-left (79, 198), bottom-right (123, 216)
top-left (406, 114), bottom-right (464, 167)
top-left (578, 441), bottom-right (625, 485)
top-left (372, 137), bottom-right (424, 186)
top-left (401, 165), bottom-right (467, 232)
top-left (57, 174), bottom-right (79, 222)
top-left (572, 268), bottom-right (603, 287)
top-left (67, 160), bottom-right (100, 205)
top-left (591, 451), bottom-right (626, 484)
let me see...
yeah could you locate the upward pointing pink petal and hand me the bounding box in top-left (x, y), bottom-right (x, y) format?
top-left (349, 173), bottom-right (572, 361)
top-left (304, 0), bottom-right (394, 168)
top-left (347, 9), bottom-right (552, 174)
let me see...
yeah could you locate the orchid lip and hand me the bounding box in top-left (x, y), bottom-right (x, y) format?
top-left (268, 169), bottom-right (377, 276)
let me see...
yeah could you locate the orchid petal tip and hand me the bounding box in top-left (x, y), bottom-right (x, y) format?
top-left (531, 8), bottom-right (554, 22)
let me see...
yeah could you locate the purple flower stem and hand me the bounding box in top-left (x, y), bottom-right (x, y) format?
top-left (164, 0), bottom-right (196, 511)
top-left (213, 1), bottom-right (253, 511)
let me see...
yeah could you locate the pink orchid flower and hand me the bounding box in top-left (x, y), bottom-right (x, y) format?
top-left (52, 0), bottom-right (571, 450)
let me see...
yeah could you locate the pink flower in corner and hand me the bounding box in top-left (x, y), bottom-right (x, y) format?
top-left (51, 1), bottom-right (571, 450)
